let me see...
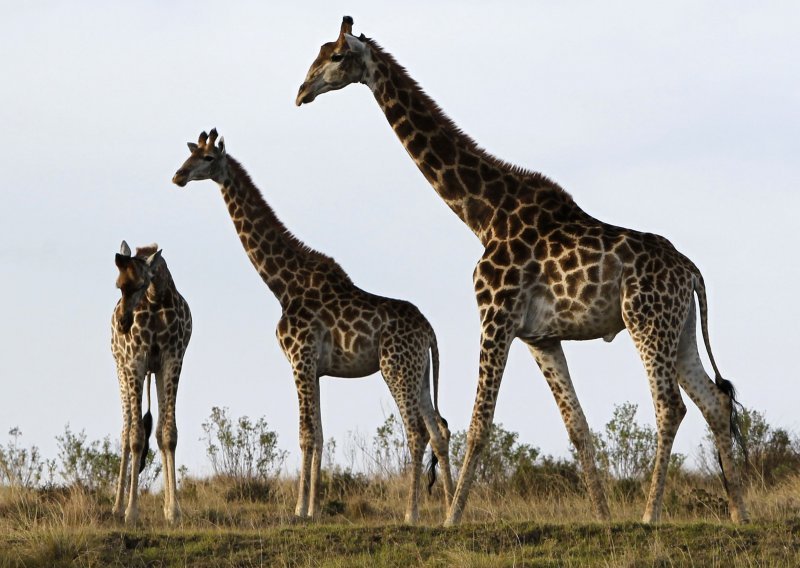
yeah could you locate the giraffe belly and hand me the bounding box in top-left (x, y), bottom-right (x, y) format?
top-left (320, 336), bottom-right (381, 378)
top-left (518, 293), bottom-right (625, 343)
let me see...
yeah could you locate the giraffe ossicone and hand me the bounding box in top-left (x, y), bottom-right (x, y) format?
top-left (111, 241), bottom-right (191, 525)
top-left (297, 16), bottom-right (749, 527)
top-left (173, 129), bottom-right (454, 523)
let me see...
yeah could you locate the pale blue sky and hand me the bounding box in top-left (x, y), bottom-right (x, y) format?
top-left (2, 2), bottom-right (798, 477)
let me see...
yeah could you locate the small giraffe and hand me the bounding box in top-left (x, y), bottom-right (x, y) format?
top-left (172, 129), bottom-right (454, 523)
top-left (112, 240), bottom-right (192, 524)
top-left (296, 17), bottom-right (748, 526)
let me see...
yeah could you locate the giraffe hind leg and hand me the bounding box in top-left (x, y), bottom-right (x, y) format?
top-left (625, 310), bottom-right (686, 524)
top-left (155, 363), bottom-right (183, 524)
top-left (526, 340), bottom-right (610, 520)
top-left (380, 353), bottom-right (428, 525)
top-left (676, 307), bottom-right (748, 523)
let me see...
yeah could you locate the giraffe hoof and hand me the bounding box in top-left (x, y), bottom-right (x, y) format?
top-left (124, 509), bottom-right (139, 526)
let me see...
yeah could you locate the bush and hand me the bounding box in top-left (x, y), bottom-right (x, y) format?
top-left (451, 422), bottom-right (539, 488)
top-left (372, 414), bottom-right (409, 477)
top-left (200, 407), bottom-right (287, 501)
top-left (55, 424), bottom-right (160, 494)
top-left (0, 428), bottom-right (54, 489)
top-left (698, 407), bottom-right (800, 488)
top-left (592, 402), bottom-right (657, 481)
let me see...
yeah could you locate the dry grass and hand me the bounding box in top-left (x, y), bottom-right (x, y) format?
top-left (1, 474), bottom-right (799, 567)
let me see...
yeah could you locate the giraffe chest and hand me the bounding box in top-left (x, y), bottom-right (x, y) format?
top-left (112, 308), bottom-right (191, 369)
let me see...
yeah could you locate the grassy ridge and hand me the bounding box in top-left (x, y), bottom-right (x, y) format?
top-left (3, 520), bottom-right (799, 567)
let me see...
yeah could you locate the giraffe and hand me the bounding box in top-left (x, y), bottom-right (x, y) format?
top-left (111, 240), bottom-right (191, 524)
top-left (296, 17), bottom-right (748, 526)
top-left (172, 129), bottom-right (454, 523)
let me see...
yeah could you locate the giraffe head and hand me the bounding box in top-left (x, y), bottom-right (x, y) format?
top-left (114, 241), bottom-right (161, 333)
top-left (296, 16), bottom-right (370, 106)
top-left (172, 129), bottom-right (227, 187)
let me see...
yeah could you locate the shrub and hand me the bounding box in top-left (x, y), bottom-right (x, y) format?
top-left (591, 402), bottom-right (657, 481)
top-left (55, 424), bottom-right (160, 493)
top-left (372, 413), bottom-right (409, 477)
top-left (200, 407), bottom-right (287, 501)
top-left (0, 428), bottom-right (54, 489)
top-left (698, 407), bottom-right (800, 487)
top-left (451, 422), bottom-right (539, 487)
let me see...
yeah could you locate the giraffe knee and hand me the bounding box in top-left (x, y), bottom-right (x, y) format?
top-left (129, 428), bottom-right (144, 457)
top-left (161, 427), bottom-right (178, 452)
top-left (467, 422), bottom-right (491, 453)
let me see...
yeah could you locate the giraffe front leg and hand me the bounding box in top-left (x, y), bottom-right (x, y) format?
top-left (527, 340), bottom-right (610, 521)
top-left (307, 379), bottom-right (324, 519)
top-left (292, 360), bottom-right (319, 519)
top-left (112, 372), bottom-right (131, 520)
top-left (445, 324), bottom-right (514, 527)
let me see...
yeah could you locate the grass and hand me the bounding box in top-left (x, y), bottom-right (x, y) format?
top-left (3, 520), bottom-right (799, 567)
top-left (1, 475), bottom-right (799, 567)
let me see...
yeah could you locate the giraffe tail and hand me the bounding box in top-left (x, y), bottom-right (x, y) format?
top-left (426, 332), bottom-right (450, 494)
top-left (693, 274), bottom-right (748, 477)
top-left (139, 373), bottom-right (153, 474)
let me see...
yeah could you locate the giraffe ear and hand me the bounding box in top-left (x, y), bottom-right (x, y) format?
top-left (343, 33), bottom-right (365, 53)
top-left (115, 253), bottom-right (131, 269)
top-left (145, 249), bottom-right (162, 267)
top-left (187, 142), bottom-right (199, 152)
top-left (120, 240), bottom-right (132, 257)
top-left (218, 136), bottom-right (226, 155)
top-left (147, 250), bottom-right (162, 264)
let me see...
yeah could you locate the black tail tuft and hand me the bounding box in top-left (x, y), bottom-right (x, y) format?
top-left (139, 410), bottom-right (153, 474)
top-left (426, 450), bottom-right (439, 495)
top-left (715, 374), bottom-right (748, 492)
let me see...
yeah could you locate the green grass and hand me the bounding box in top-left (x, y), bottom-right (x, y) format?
top-left (2, 520), bottom-right (799, 567)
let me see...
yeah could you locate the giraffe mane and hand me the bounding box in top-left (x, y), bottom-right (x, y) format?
top-left (225, 157), bottom-right (354, 284)
top-left (365, 38), bottom-right (573, 199)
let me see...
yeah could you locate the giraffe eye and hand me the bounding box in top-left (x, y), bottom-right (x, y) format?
top-left (203, 155), bottom-right (215, 162)
top-left (331, 53), bottom-right (345, 62)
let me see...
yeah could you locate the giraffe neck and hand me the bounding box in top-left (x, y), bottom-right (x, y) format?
top-left (217, 156), bottom-right (349, 307)
top-left (362, 40), bottom-right (569, 244)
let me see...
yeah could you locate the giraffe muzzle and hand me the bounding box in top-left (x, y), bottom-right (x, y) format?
top-left (295, 83), bottom-right (316, 106)
top-left (172, 171), bottom-right (188, 187)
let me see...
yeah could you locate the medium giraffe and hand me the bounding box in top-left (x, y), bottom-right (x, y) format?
top-left (296, 17), bottom-right (748, 526)
top-left (172, 129), bottom-right (454, 523)
top-left (112, 241), bottom-right (191, 524)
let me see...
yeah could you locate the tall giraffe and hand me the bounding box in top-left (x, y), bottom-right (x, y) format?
top-left (112, 240), bottom-right (191, 524)
top-left (296, 17), bottom-right (748, 526)
top-left (172, 129), bottom-right (454, 523)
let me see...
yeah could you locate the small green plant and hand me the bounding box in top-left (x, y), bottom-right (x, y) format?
top-left (0, 427), bottom-right (54, 489)
top-left (372, 413), bottom-right (409, 477)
